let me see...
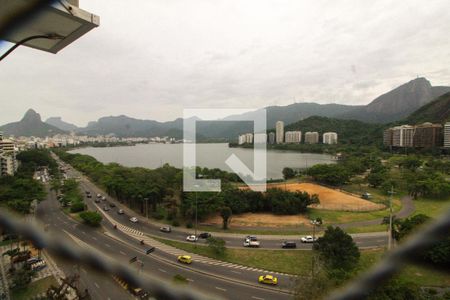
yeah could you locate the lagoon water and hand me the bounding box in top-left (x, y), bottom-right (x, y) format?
top-left (70, 143), bottom-right (334, 179)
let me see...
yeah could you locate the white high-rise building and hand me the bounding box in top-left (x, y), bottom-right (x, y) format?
top-left (268, 132), bottom-right (275, 144)
top-left (323, 132), bottom-right (338, 144)
top-left (285, 131), bottom-right (302, 143)
top-left (245, 133), bottom-right (253, 144)
top-left (254, 133), bottom-right (267, 144)
top-left (238, 134), bottom-right (247, 145)
top-left (444, 122), bottom-right (450, 148)
top-left (304, 132), bottom-right (319, 144)
top-left (276, 121), bottom-right (284, 144)
top-left (0, 132), bottom-right (17, 176)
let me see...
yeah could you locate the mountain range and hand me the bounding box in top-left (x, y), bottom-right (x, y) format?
top-left (1, 77), bottom-right (449, 138)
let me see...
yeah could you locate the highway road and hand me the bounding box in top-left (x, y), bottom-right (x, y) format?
top-left (38, 174), bottom-right (295, 299)
top-left (58, 158), bottom-right (388, 251)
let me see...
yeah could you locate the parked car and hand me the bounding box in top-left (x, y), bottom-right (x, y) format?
top-left (186, 235), bottom-right (198, 242)
top-left (117, 209), bottom-right (124, 215)
top-left (102, 196), bottom-right (107, 201)
top-left (198, 232), bottom-right (211, 239)
top-left (281, 241), bottom-right (297, 249)
top-left (96, 194), bottom-right (101, 198)
top-left (87, 194), bottom-right (92, 198)
top-left (103, 206), bottom-right (110, 211)
top-left (26, 257), bottom-right (42, 265)
top-left (129, 217), bottom-right (138, 223)
top-left (258, 275), bottom-right (278, 285)
top-left (160, 226), bottom-right (171, 233)
top-left (31, 260), bottom-right (47, 271)
top-left (109, 202), bottom-right (116, 208)
top-left (85, 191), bottom-right (91, 195)
top-left (177, 255), bottom-right (192, 264)
top-left (361, 192), bottom-right (372, 200)
top-left (94, 198), bottom-right (101, 203)
top-left (300, 236), bottom-right (317, 243)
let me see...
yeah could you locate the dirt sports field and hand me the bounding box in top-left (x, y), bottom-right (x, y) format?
top-left (267, 182), bottom-right (385, 211)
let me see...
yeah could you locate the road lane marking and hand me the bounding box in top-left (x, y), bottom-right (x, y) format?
top-left (252, 297), bottom-right (264, 300)
top-left (92, 237), bottom-right (97, 241)
top-left (81, 268), bottom-right (87, 274)
top-left (119, 251), bottom-right (126, 256)
top-left (158, 268), bottom-right (167, 273)
top-left (215, 287), bottom-right (226, 292)
top-left (187, 279), bottom-right (194, 282)
top-left (81, 231), bottom-right (86, 235)
top-left (94, 282), bottom-right (100, 289)
top-left (105, 243), bottom-right (111, 248)
top-left (230, 270), bottom-right (241, 274)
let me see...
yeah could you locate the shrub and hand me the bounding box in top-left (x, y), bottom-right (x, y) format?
top-left (79, 211), bottom-right (102, 226)
top-left (70, 201), bottom-right (85, 213)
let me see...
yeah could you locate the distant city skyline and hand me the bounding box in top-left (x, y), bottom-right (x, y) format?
top-left (1, 0), bottom-right (450, 126)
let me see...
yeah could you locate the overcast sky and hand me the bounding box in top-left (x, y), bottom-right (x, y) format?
top-left (1, 0), bottom-right (449, 126)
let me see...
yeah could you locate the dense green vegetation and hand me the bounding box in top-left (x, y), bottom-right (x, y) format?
top-left (0, 150), bottom-right (53, 213)
top-left (404, 92), bottom-right (450, 124)
top-left (79, 211), bottom-right (102, 226)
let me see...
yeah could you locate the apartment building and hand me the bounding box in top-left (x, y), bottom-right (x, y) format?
top-left (245, 133), bottom-right (253, 144)
top-left (413, 123), bottom-right (442, 148)
top-left (444, 122), bottom-right (450, 148)
top-left (391, 125), bottom-right (415, 147)
top-left (285, 131), bottom-right (302, 143)
top-left (304, 132), bottom-right (319, 144)
top-left (0, 132), bottom-right (18, 176)
top-left (323, 132), bottom-right (338, 144)
top-left (268, 132), bottom-right (275, 145)
top-left (254, 133), bottom-right (267, 144)
top-left (275, 121), bottom-right (284, 144)
top-left (238, 134), bottom-right (247, 145)
top-left (383, 128), bottom-right (394, 147)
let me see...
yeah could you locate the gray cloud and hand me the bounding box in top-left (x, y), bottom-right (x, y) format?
top-left (0, 0), bottom-right (449, 126)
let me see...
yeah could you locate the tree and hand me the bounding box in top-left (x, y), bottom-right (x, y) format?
top-left (79, 211), bottom-right (102, 226)
top-left (220, 206), bottom-right (232, 230)
top-left (367, 171), bottom-right (386, 188)
top-left (313, 226), bottom-right (360, 280)
top-left (282, 167), bottom-right (296, 180)
top-left (392, 214), bottom-right (430, 241)
top-left (11, 265), bottom-right (36, 290)
top-left (206, 237), bottom-right (226, 257)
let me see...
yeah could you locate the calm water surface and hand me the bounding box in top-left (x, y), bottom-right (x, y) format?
top-left (70, 143), bottom-right (335, 179)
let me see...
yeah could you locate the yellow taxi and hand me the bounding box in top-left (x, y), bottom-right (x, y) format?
top-left (258, 274), bottom-right (278, 285)
top-left (177, 255), bottom-right (192, 264)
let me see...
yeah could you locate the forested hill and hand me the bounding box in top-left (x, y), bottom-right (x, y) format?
top-left (404, 92), bottom-right (450, 125)
top-left (283, 116), bottom-right (384, 145)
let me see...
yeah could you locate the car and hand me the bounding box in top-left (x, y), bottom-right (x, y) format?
top-left (85, 191), bottom-right (91, 195)
top-left (109, 202), bottom-right (116, 208)
top-left (102, 196), bottom-right (107, 201)
top-left (258, 275), bottom-right (278, 285)
top-left (243, 240), bottom-right (260, 247)
top-left (160, 226), bottom-right (171, 233)
top-left (361, 192), bottom-right (372, 200)
top-left (94, 198), bottom-right (101, 203)
top-left (129, 217), bottom-right (138, 223)
top-left (198, 232), bottom-right (211, 239)
top-left (177, 255), bottom-right (192, 264)
top-left (117, 209), bottom-right (124, 215)
top-left (26, 257), bottom-right (42, 265)
top-left (87, 194), bottom-right (92, 198)
top-left (103, 206), bottom-right (110, 211)
top-left (96, 194), bottom-right (101, 198)
top-left (281, 241), bottom-right (297, 249)
top-left (245, 235), bottom-right (258, 241)
top-left (301, 236), bottom-right (317, 243)
top-left (186, 235), bottom-right (198, 242)
top-left (31, 260), bottom-right (47, 271)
